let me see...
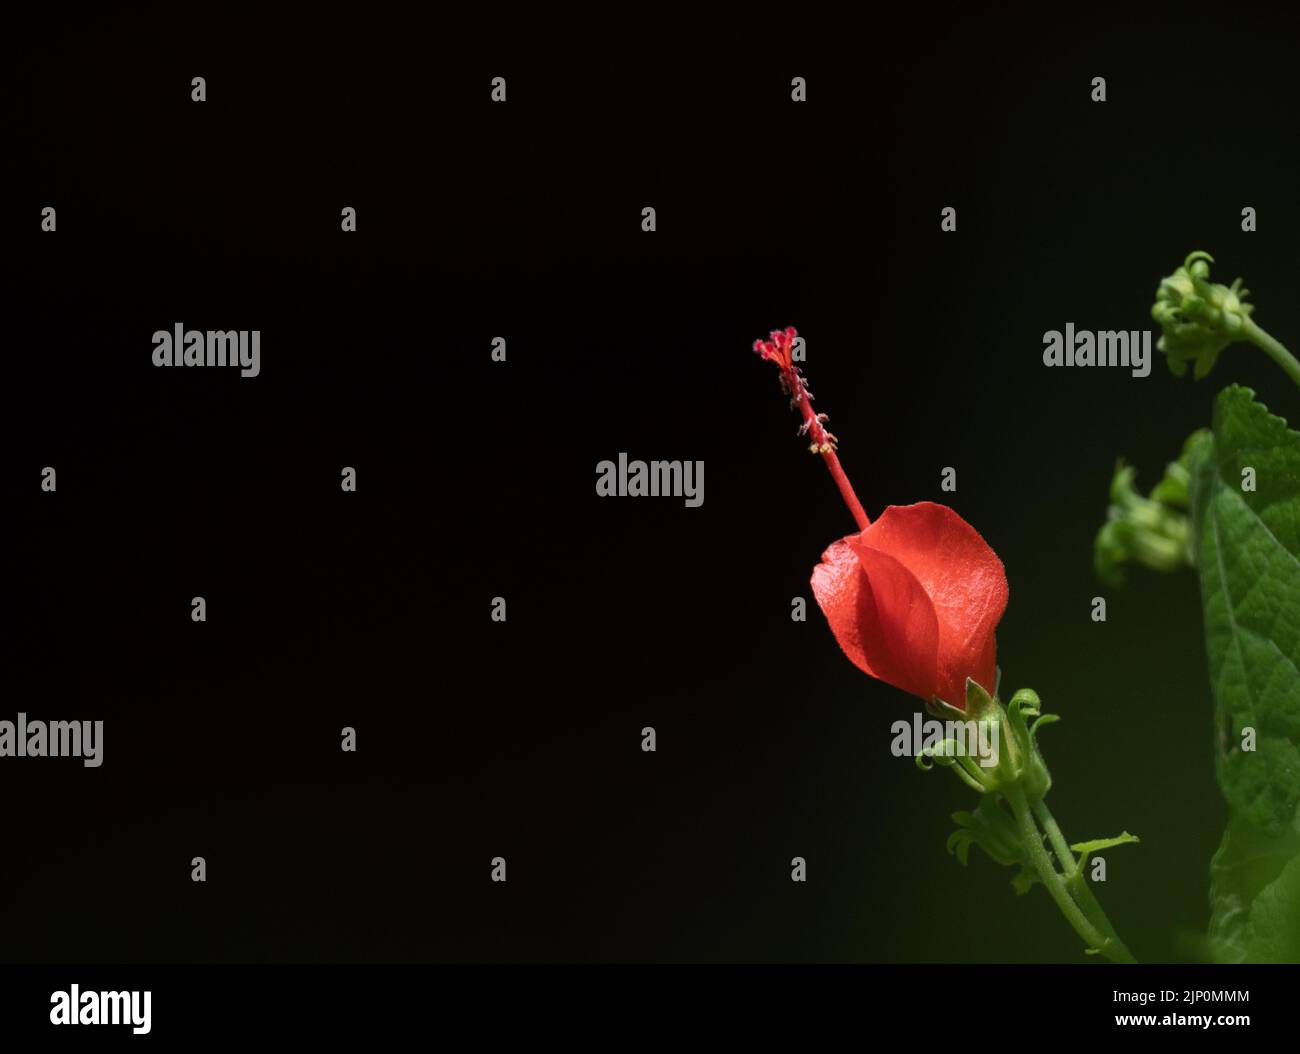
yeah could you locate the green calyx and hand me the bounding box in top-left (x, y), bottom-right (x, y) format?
top-left (1094, 429), bottom-right (1206, 586)
top-left (1152, 251), bottom-right (1254, 380)
top-left (916, 680), bottom-right (1054, 802)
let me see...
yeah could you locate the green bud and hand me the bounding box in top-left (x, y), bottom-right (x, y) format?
top-left (1152, 251), bottom-right (1254, 380)
top-left (1093, 434), bottom-right (1205, 586)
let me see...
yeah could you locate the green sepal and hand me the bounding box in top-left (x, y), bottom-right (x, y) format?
top-left (1005, 689), bottom-right (1052, 802)
top-left (916, 739), bottom-right (992, 794)
top-left (925, 694), bottom-right (967, 722)
top-left (964, 676), bottom-right (997, 718)
top-left (1030, 712), bottom-right (1060, 743)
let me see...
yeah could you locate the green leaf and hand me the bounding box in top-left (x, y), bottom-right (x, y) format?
top-left (1188, 386), bottom-right (1300, 835)
top-left (1247, 853), bottom-right (1300, 962)
top-left (1208, 815), bottom-right (1300, 963)
top-left (1191, 385), bottom-right (1300, 962)
top-left (1069, 832), bottom-right (1139, 874)
top-left (946, 796), bottom-right (1025, 870)
top-left (1070, 833), bottom-right (1140, 856)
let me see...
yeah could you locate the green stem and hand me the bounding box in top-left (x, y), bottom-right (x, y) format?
top-left (1033, 799), bottom-right (1137, 964)
top-left (1243, 317), bottom-right (1300, 393)
top-left (1003, 785), bottom-right (1119, 960)
top-left (1034, 798), bottom-right (1078, 876)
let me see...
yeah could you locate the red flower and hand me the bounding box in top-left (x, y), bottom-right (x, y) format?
top-left (752, 326), bottom-right (1008, 710)
top-left (811, 503), bottom-right (1008, 710)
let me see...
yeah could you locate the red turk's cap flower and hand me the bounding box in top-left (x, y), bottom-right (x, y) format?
top-left (752, 325), bottom-right (1009, 711)
top-left (811, 503), bottom-right (1008, 710)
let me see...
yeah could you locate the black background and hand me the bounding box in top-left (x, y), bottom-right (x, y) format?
top-left (7, 2), bottom-right (1300, 963)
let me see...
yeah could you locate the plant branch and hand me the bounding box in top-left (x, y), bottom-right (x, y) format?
top-left (1243, 317), bottom-right (1300, 393)
top-left (1033, 798), bottom-right (1137, 964)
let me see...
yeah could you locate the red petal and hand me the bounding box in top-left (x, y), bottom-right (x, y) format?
top-left (811, 538), bottom-right (940, 701)
top-left (848, 502), bottom-right (1007, 706)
